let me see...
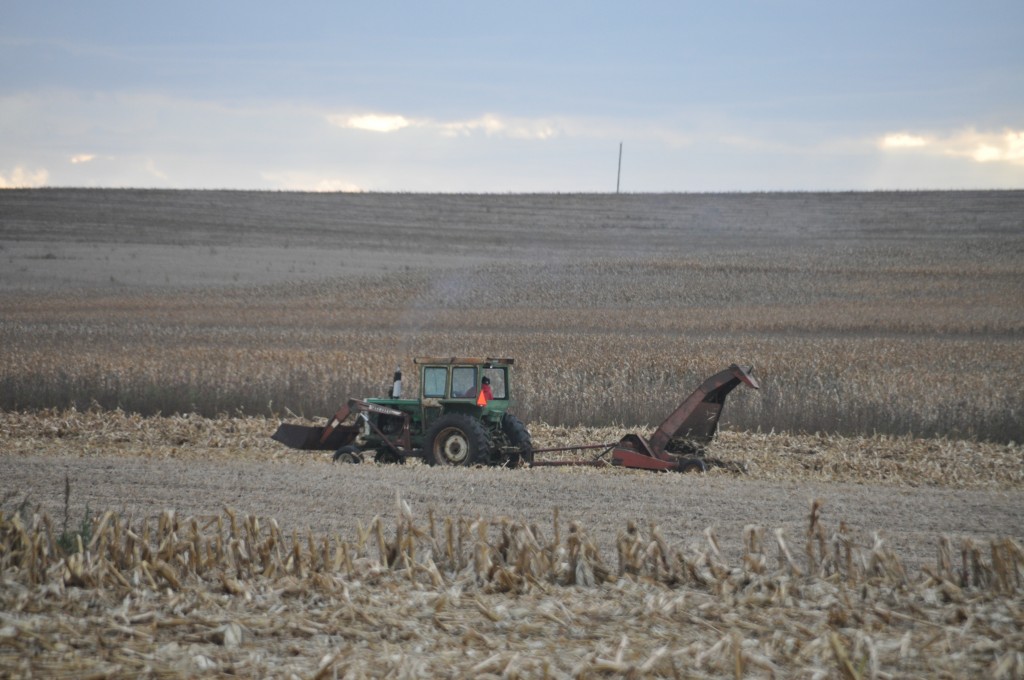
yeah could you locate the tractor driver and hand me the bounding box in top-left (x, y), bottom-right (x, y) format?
top-left (471, 375), bottom-right (494, 406)
top-left (460, 375), bottom-right (493, 401)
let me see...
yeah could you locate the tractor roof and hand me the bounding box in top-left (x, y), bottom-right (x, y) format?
top-left (413, 357), bottom-right (514, 366)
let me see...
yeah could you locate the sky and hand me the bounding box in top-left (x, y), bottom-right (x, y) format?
top-left (1, 1), bottom-right (1023, 192)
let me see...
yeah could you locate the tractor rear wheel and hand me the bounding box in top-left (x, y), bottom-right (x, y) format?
top-left (501, 413), bottom-right (533, 468)
top-left (426, 414), bottom-right (490, 466)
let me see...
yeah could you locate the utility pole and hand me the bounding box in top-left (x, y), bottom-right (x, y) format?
top-left (616, 142), bottom-right (623, 194)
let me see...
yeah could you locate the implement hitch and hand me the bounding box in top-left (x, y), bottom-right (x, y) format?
top-left (530, 364), bottom-right (759, 473)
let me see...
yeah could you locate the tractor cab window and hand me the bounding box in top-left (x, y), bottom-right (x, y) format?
top-left (482, 368), bottom-right (507, 399)
top-left (423, 367), bottom-right (448, 398)
top-left (451, 367), bottom-right (477, 398)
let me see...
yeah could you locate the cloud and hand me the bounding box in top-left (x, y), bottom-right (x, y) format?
top-left (880, 133), bottom-right (929, 149)
top-left (145, 159), bottom-right (168, 180)
top-left (335, 114), bottom-right (416, 133)
top-left (327, 111), bottom-right (559, 140)
top-left (439, 114), bottom-right (558, 140)
top-left (0, 166), bottom-right (48, 188)
top-left (438, 114), bottom-right (506, 137)
top-left (949, 129), bottom-right (1024, 165)
top-left (879, 128), bottom-right (1024, 165)
top-left (70, 153), bottom-right (97, 164)
top-left (261, 171), bottom-right (363, 192)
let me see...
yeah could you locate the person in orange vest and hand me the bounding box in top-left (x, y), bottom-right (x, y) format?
top-left (476, 376), bottom-right (493, 406)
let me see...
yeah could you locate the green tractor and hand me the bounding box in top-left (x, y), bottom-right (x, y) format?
top-left (271, 357), bottom-right (533, 467)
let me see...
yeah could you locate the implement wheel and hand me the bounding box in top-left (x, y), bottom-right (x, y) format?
top-left (426, 414), bottom-right (490, 466)
top-left (677, 457), bottom-right (708, 473)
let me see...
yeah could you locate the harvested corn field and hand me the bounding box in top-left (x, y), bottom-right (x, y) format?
top-left (2, 189), bottom-right (1023, 677)
top-left (2, 409), bottom-right (1022, 490)
top-left (2, 411), bottom-right (1023, 677)
top-left (2, 473), bottom-right (1023, 678)
top-left (3, 190), bottom-right (1024, 441)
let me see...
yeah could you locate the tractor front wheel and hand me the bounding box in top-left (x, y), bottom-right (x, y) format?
top-left (333, 445), bottom-right (363, 464)
top-left (426, 414), bottom-right (490, 466)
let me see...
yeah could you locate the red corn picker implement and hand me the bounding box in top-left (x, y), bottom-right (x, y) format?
top-left (530, 364), bottom-right (760, 472)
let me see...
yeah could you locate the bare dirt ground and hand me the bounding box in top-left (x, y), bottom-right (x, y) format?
top-left (3, 189), bottom-right (1022, 292)
top-left (7, 452), bottom-right (1021, 568)
top-left (3, 412), bottom-right (1020, 573)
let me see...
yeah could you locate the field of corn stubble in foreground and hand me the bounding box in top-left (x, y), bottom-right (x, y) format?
top-left (1, 189), bottom-right (1023, 677)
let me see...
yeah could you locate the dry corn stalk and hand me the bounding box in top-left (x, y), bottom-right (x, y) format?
top-left (0, 497), bottom-right (1022, 678)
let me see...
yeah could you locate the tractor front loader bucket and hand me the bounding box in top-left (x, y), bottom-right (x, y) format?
top-left (271, 423), bottom-right (359, 451)
top-left (272, 399), bottom-right (412, 454)
top-left (271, 423), bottom-right (323, 449)
top-left (271, 401), bottom-right (361, 451)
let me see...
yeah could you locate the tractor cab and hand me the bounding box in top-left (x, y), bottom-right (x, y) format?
top-left (415, 357), bottom-right (512, 414)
